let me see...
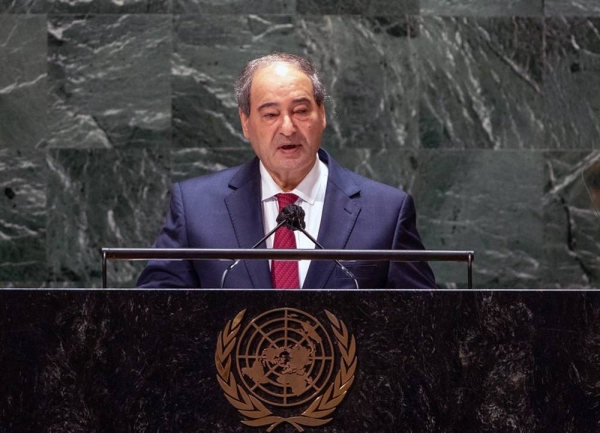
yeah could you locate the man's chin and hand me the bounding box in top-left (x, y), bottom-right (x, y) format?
top-left (275, 154), bottom-right (314, 171)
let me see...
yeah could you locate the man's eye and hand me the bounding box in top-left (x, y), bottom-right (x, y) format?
top-left (263, 113), bottom-right (277, 119)
top-left (295, 108), bottom-right (309, 115)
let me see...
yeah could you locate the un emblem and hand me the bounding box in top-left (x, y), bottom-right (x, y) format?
top-left (215, 308), bottom-right (357, 431)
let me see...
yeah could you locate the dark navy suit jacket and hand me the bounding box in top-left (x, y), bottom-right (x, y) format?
top-left (137, 150), bottom-right (436, 289)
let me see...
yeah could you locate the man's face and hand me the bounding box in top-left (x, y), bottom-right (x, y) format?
top-left (239, 62), bottom-right (326, 191)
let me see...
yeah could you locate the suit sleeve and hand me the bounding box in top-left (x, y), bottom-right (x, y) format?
top-left (387, 194), bottom-right (437, 289)
top-left (136, 183), bottom-right (201, 288)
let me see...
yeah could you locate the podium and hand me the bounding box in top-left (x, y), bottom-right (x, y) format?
top-left (101, 248), bottom-right (475, 289)
top-left (1, 288), bottom-right (599, 433)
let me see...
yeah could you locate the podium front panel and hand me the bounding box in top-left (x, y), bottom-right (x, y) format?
top-left (1, 289), bottom-right (598, 433)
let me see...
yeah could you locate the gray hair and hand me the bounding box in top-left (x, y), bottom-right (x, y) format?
top-left (235, 53), bottom-right (326, 117)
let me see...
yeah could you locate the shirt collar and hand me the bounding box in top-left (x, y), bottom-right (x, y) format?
top-left (259, 154), bottom-right (325, 205)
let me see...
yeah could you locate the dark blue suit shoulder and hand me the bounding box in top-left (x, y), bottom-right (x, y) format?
top-left (177, 157), bottom-right (260, 196)
top-left (340, 168), bottom-right (410, 203)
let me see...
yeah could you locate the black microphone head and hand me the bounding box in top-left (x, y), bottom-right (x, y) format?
top-left (276, 204), bottom-right (306, 231)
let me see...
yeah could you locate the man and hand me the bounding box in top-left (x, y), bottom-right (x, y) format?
top-left (137, 53), bottom-right (436, 289)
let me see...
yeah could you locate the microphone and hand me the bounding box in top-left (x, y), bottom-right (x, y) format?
top-left (219, 215), bottom-right (288, 288)
top-left (277, 202), bottom-right (306, 230)
top-left (220, 204), bottom-right (360, 289)
top-left (282, 205), bottom-right (359, 290)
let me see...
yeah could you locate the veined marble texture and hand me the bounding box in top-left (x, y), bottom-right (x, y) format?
top-left (173, 15), bottom-right (419, 150)
top-left (297, 0), bottom-right (418, 15)
top-left (412, 150), bottom-right (545, 288)
top-left (0, 9), bottom-right (600, 288)
top-left (327, 147), bottom-right (420, 192)
top-left (5, 290), bottom-right (600, 432)
top-left (172, 147), bottom-right (255, 182)
top-left (0, 149), bottom-right (46, 286)
top-left (420, 0), bottom-right (543, 16)
top-left (172, 14), bottom-right (297, 149)
top-left (47, 14), bottom-right (172, 149)
top-left (300, 16), bottom-right (419, 149)
top-left (544, 17), bottom-right (600, 149)
top-left (544, 151), bottom-right (600, 288)
top-left (584, 158), bottom-right (600, 215)
top-left (0, 0), bottom-right (45, 13)
top-left (47, 0), bottom-right (171, 13)
top-left (417, 17), bottom-right (546, 149)
top-left (173, 0), bottom-right (295, 14)
top-left (46, 148), bottom-right (170, 287)
top-left (0, 15), bottom-right (47, 148)
top-left (545, 0), bottom-right (600, 16)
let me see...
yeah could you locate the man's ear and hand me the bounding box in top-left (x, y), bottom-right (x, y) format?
top-left (239, 108), bottom-right (250, 139)
top-left (320, 104), bottom-right (327, 130)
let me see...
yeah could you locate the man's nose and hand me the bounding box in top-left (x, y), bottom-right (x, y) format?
top-left (279, 114), bottom-right (296, 136)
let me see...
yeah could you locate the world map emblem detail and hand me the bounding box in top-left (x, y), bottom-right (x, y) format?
top-left (215, 308), bottom-right (357, 432)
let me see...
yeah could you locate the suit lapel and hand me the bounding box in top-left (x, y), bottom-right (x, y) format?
top-left (224, 158), bottom-right (272, 289)
top-left (224, 151), bottom-right (361, 289)
top-left (303, 151), bottom-right (361, 289)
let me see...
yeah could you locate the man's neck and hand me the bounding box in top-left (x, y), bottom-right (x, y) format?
top-left (259, 156), bottom-right (324, 202)
top-left (261, 155), bottom-right (320, 192)
top-left (269, 171), bottom-right (310, 192)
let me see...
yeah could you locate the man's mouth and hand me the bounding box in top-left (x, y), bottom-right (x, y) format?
top-left (279, 144), bottom-right (299, 150)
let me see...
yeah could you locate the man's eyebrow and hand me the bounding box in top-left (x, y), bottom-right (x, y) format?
top-left (257, 102), bottom-right (279, 111)
top-left (291, 97), bottom-right (311, 105)
top-left (256, 97), bottom-right (312, 112)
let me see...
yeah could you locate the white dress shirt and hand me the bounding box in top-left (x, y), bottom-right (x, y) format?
top-left (260, 155), bottom-right (329, 288)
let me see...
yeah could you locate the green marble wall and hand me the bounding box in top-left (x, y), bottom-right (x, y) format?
top-left (1, 0), bottom-right (599, 288)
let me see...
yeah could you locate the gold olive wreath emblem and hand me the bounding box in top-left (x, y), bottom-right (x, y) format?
top-left (215, 308), bottom-right (357, 432)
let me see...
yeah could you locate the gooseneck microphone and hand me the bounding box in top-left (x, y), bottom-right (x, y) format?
top-left (219, 216), bottom-right (288, 288)
top-left (276, 203), bottom-right (306, 231)
top-left (280, 205), bottom-right (360, 290)
top-left (220, 204), bottom-right (359, 289)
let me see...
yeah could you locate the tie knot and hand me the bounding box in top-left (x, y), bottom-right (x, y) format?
top-left (275, 193), bottom-right (298, 210)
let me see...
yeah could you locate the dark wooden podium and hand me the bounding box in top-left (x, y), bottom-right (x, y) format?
top-left (2, 288), bottom-right (600, 433)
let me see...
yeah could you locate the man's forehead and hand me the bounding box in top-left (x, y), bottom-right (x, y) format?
top-left (250, 62), bottom-right (315, 108)
top-left (252, 63), bottom-right (312, 91)
top-left (255, 61), bottom-right (304, 78)
top-left (271, 62), bottom-right (297, 77)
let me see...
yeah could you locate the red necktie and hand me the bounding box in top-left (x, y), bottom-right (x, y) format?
top-left (271, 193), bottom-right (300, 289)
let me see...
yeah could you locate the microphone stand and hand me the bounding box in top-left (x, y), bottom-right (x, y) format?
top-left (292, 225), bottom-right (360, 290)
top-left (280, 204), bottom-right (359, 289)
top-left (221, 204), bottom-right (360, 289)
top-left (220, 219), bottom-right (288, 289)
